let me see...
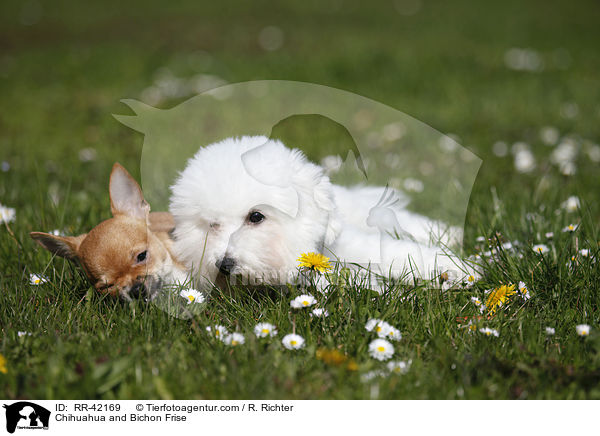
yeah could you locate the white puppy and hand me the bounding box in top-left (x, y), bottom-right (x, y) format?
top-left (169, 136), bottom-right (477, 290)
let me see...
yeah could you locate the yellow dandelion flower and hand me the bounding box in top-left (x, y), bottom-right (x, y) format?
top-left (297, 252), bottom-right (332, 273)
top-left (485, 284), bottom-right (517, 314)
top-left (0, 354), bottom-right (7, 374)
top-left (316, 348), bottom-right (348, 366)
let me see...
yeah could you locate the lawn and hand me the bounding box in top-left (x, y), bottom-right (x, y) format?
top-left (1, 0), bottom-right (599, 399)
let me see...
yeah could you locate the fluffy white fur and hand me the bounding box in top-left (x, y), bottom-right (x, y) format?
top-left (169, 136), bottom-right (478, 290)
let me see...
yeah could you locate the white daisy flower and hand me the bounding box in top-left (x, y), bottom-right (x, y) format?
top-left (517, 281), bottom-right (531, 300)
top-left (290, 294), bottom-right (317, 309)
top-left (387, 360), bottom-right (412, 374)
top-left (206, 325), bottom-right (229, 341)
top-left (545, 327), bottom-right (555, 335)
top-left (545, 232), bottom-right (554, 239)
top-left (282, 333), bottom-right (305, 350)
top-left (360, 370), bottom-right (387, 382)
top-left (576, 324), bottom-right (591, 337)
top-left (0, 204), bottom-right (16, 224)
top-left (224, 332), bottom-right (245, 346)
top-left (476, 236), bottom-right (486, 243)
top-left (561, 196), bottom-right (580, 212)
top-left (365, 319), bottom-right (392, 338)
top-left (471, 296), bottom-right (482, 306)
top-left (29, 274), bottom-right (48, 285)
top-left (254, 322), bottom-right (277, 338)
top-left (464, 274), bottom-right (477, 287)
top-left (50, 229), bottom-right (63, 236)
top-left (17, 331), bottom-right (32, 337)
top-left (562, 224), bottom-right (578, 233)
top-left (179, 288), bottom-right (205, 304)
top-left (479, 304), bottom-right (487, 314)
top-left (369, 339), bottom-right (394, 361)
top-left (532, 244), bottom-right (549, 254)
top-left (310, 308), bottom-right (329, 318)
top-left (385, 326), bottom-right (402, 342)
top-left (479, 327), bottom-right (499, 337)
top-left (579, 249), bottom-right (590, 257)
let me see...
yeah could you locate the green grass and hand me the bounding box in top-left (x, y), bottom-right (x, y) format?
top-left (1, 0), bottom-right (600, 399)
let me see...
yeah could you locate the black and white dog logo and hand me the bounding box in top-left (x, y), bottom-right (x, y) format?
top-left (3, 402), bottom-right (50, 433)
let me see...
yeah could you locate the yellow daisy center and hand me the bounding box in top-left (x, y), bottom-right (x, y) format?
top-left (376, 326), bottom-right (382, 332)
top-left (34, 279), bottom-right (40, 284)
top-left (468, 275), bottom-right (475, 282)
top-left (232, 340), bottom-right (238, 346)
top-left (262, 329), bottom-right (269, 334)
top-left (302, 300), bottom-right (309, 306)
top-left (290, 340), bottom-right (297, 346)
top-left (187, 295), bottom-right (195, 302)
top-left (377, 346), bottom-right (385, 352)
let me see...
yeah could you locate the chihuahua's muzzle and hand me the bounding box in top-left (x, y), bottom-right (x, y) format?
top-left (123, 276), bottom-right (163, 301)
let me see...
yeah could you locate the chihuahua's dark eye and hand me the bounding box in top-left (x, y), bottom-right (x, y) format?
top-left (136, 250), bottom-right (147, 263)
top-left (248, 211), bottom-right (265, 224)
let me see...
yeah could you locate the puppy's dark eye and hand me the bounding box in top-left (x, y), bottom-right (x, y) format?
top-left (136, 250), bottom-right (147, 263)
top-left (248, 211), bottom-right (265, 224)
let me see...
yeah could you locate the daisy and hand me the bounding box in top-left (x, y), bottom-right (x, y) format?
top-left (17, 331), bottom-right (32, 337)
top-left (368, 339), bottom-right (394, 361)
top-left (517, 281), bottom-right (531, 300)
top-left (254, 322), bottom-right (277, 338)
top-left (290, 294), bottom-right (317, 309)
top-left (0, 204), bottom-right (15, 224)
top-left (384, 326), bottom-right (402, 342)
top-left (476, 236), bottom-right (486, 243)
top-left (464, 274), bottom-right (477, 287)
top-left (387, 360), bottom-right (412, 374)
top-left (0, 354), bottom-right (6, 374)
top-left (562, 224), bottom-right (578, 233)
top-left (471, 296), bottom-right (483, 306)
top-left (206, 325), bottom-right (229, 341)
top-left (579, 249), bottom-right (590, 257)
top-left (479, 327), bottom-right (499, 337)
top-left (561, 196), bottom-right (580, 212)
top-left (297, 252), bottom-right (332, 273)
top-left (545, 232), bottom-right (554, 239)
top-left (224, 332), bottom-right (245, 346)
top-left (576, 324), bottom-right (591, 337)
top-left (310, 308), bottom-right (329, 318)
top-left (282, 333), bottom-right (305, 350)
top-left (545, 327), bottom-right (555, 335)
top-left (532, 244), bottom-right (549, 254)
top-left (179, 288), bottom-right (205, 304)
top-left (365, 319), bottom-right (392, 338)
top-left (29, 274), bottom-right (48, 285)
top-left (485, 284), bottom-right (516, 314)
top-left (361, 370), bottom-right (387, 382)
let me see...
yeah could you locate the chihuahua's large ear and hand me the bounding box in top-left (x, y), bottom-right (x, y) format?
top-left (30, 232), bottom-right (87, 260)
top-left (109, 163), bottom-right (150, 220)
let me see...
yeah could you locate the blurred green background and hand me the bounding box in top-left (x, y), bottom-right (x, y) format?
top-left (1, 0), bottom-right (599, 239)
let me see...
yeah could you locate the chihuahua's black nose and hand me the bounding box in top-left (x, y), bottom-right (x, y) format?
top-left (129, 282), bottom-right (147, 299)
top-left (217, 257), bottom-right (235, 276)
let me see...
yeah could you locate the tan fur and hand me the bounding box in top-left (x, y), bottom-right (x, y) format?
top-left (31, 163), bottom-right (187, 299)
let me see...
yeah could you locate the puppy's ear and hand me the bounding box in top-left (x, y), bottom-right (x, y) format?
top-left (30, 232), bottom-right (87, 260)
top-left (109, 163), bottom-right (150, 220)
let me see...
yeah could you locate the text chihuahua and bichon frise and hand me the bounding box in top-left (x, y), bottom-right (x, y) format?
top-left (169, 136), bottom-right (479, 292)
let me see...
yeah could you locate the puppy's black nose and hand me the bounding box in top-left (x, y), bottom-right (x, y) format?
top-left (129, 282), bottom-right (147, 299)
top-left (217, 257), bottom-right (235, 276)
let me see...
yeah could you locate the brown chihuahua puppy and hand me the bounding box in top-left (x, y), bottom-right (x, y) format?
top-left (31, 163), bottom-right (188, 300)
